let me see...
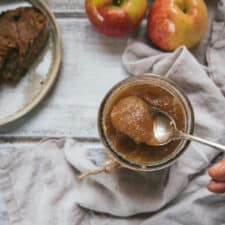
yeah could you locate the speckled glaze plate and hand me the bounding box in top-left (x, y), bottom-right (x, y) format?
top-left (0, 0), bottom-right (61, 126)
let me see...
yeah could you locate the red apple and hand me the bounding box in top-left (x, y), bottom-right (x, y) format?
top-left (147, 0), bottom-right (208, 51)
top-left (85, 0), bottom-right (148, 37)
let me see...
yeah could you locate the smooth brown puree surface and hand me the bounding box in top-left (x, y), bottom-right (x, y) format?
top-left (103, 83), bottom-right (186, 164)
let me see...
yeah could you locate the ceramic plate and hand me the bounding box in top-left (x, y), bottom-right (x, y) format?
top-left (0, 0), bottom-right (61, 126)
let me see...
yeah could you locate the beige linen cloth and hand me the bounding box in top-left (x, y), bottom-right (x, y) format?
top-left (1, 1), bottom-right (225, 225)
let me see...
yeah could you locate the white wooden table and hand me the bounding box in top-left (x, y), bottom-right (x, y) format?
top-left (0, 0), bottom-right (131, 224)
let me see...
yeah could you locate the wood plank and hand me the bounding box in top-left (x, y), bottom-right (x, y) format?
top-left (0, 0), bottom-right (85, 14)
top-left (0, 18), bottom-right (129, 138)
top-left (45, 0), bottom-right (85, 13)
top-left (44, 0), bottom-right (154, 14)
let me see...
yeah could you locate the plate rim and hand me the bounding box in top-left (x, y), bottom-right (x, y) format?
top-left (0, 0), bottom-right (62, 127)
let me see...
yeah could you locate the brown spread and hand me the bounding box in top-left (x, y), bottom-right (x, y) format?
top-left (111, 96), bottom-right (157, 146)
top-left (103, 82), bottom-right (185, 164)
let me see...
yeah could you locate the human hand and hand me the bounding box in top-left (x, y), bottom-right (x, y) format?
top-left (208, 158), bottom-right (225, 193)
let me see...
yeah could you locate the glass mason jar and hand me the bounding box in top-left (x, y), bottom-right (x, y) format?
top-left (79, 74), bottom-right (194, 178)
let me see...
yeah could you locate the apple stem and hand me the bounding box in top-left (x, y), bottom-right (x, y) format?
top-left (183, 8), bottom-right (187, 13)
top-left (112, 0), bottom-right (123, 6)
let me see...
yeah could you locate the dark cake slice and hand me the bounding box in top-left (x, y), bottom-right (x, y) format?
top-left (0, 7), bottom-right (49, 82)
top-left (0, 36), bottom-right (18, 77)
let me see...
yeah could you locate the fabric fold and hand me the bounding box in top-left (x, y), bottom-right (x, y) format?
top-left (62, 43), bottom-right (225, 216)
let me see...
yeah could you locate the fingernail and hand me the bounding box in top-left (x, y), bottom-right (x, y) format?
top-left (210, 162), bottom-right (225, 172)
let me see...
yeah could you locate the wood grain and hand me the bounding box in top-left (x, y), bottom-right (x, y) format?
top-left (45, 0), bottom-right (85, 13)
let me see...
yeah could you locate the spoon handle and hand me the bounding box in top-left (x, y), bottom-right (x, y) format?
top-left (178, 131), bottom-right (225, 152)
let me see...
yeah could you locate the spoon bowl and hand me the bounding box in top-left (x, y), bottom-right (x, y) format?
top-left (150, 107), bottom-right (225, 152)
top-left (151, 107), bottom-right (178, 146)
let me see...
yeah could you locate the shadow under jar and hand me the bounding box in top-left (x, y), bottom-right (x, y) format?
top-left (98, 75), bottom-right (194, 172)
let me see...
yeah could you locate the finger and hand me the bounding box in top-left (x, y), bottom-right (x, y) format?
top-left (208, 158), bottom-right (225, 182)
top-left (208, 180), bottom-right (225, 194)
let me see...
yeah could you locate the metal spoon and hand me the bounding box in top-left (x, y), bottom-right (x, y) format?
top-left (151, 107), bottom-right (225, 152)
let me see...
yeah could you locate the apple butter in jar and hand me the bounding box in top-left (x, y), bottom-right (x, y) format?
top-left (98, 75), bottom-right (194, 169)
